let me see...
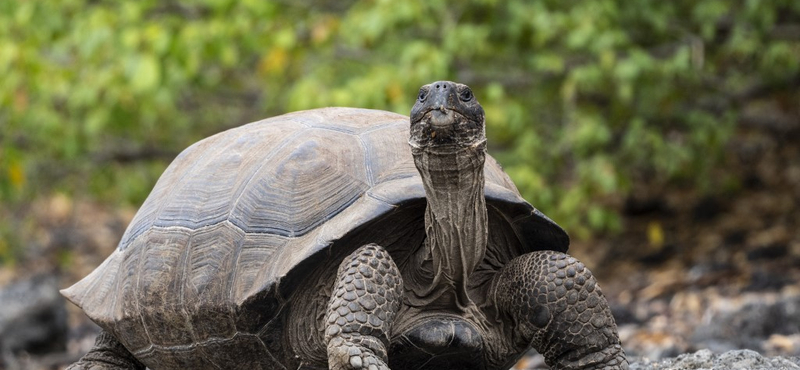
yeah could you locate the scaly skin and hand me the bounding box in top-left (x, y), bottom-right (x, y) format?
top-left (491, 251), bottom-right (628, 370)
top-left (325, 244), bottom-right (404, 370)
top-left (66, 330), bottom-right (144, 370)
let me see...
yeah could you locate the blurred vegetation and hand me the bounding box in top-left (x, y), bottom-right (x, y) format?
top-left (1, 0), bottom-right (799, 263)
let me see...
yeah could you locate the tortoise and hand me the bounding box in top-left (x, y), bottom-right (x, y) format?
top-left (63, 81), bottom-right (627, 370)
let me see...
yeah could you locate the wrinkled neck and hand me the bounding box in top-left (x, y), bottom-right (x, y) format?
top-left (411, 144), bottom-right (487, 310)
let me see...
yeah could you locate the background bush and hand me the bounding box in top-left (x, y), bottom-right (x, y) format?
top-left (1, 0), bottom-right (799, 262)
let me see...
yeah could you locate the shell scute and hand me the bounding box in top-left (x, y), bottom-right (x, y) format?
top-left (358, 123), bottom-right (418, 186)
top-left (135, 227), bottom-right (193, 348)
top-left (228, 128), bottom-right (369, 236)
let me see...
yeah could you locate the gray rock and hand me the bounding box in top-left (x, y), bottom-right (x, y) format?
top-left (0, 274), bottom-right (68, 366)
top-left (692, 294), bottom-right (800, 354)
top-left (629, 349), bottom-right (800, 370)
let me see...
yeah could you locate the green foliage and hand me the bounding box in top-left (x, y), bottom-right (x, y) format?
top-left (1, 0), bottom-right (798, 249)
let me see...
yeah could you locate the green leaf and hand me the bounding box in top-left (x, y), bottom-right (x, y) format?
top-left (129, 54), bottom-right (161, 93)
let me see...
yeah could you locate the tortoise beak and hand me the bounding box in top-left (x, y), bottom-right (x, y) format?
top-left (429, 108), bottom-right (456, 129)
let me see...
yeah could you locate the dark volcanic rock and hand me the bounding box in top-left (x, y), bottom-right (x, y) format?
top-left (630, 349), bottom-right (800, 370)
top-left (0, 274), bottom-right (68, 366)
top-left (692, 294), bottom-right (800, 354)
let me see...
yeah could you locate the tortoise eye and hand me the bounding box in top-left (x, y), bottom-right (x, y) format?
top-left (418, 88), bottom-right (428, 102)
top-left (459, 88), bottom-right (473, 102)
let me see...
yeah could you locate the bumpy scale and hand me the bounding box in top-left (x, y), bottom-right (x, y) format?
top-left (326, 244), bottom-right (403, 370)
top-left (67, 331), bottom-right (144, 370)
top-left (492, 251), bottom-right (626, 369)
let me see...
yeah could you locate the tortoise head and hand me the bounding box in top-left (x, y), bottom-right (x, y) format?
top-left (406, 81), bottom-right (489, 311)
top-left (409, 81), bottom-right (486, 153)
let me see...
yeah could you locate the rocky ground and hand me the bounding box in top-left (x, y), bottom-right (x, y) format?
top-left (629, 349), bottom-right (800, 370)
top-left (1, 103), bottom-right (798, 369)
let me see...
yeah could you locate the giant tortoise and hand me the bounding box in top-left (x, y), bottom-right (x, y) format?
top-left (63, 81), bottom-right (627, 369)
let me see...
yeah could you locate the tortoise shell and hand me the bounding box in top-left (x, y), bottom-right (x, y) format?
top-left (62, 107), bottom-right (568, 368)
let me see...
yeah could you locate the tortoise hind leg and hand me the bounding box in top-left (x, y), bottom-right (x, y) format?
top-left (67, 330), bottom-right (145, 370)
top-left (325, 244), bottom-right (403, 370)
top-left (491, 251), bottom-right (627, 370)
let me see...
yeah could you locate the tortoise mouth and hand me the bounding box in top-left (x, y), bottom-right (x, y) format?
top-left (409, 108), bottom-right (485, 153)
top-left (426, 107), bottom-right (458, 129)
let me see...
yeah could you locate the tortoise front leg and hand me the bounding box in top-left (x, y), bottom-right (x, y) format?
top-left (66, 330), bottom-right (145, 370)
top-left (491, 251), bottom-right (627, 370)
top-left (325, 244), bottom-right (403, 370)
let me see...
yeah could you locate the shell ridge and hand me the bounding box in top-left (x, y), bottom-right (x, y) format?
top-left (283, 116), bottom-right (313, 129)
top-left (356, 134), bottom-right (375, 187)
top-left (132, 235), bottom-right (155, 348)
top-left (284, 112), bottom-right (323, 128)
top-left (306, 124), bottom-right (356, 135)
top-left (226, 226), bottom-right (247, 328)
top-left (226, 128), bottom-right (307, 228)
top-left (357, 118), bottom-right (407, 135)
top-left (107, 251), bottom-right (123, 337)
top-left (365, 190), bottom-right (401, 207)
top-left (177, 232), bottom-right (199, 345)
